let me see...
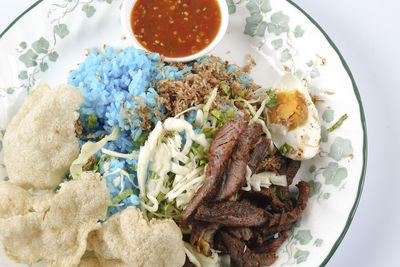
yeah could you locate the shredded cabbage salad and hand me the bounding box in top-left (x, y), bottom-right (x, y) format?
top-left (137, 116), bottom-right (209, 220)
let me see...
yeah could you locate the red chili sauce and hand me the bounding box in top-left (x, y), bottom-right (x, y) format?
top-left (131, 0), bottom-right (222, 58)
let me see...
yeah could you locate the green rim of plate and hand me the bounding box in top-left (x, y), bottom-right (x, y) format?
top-left (0, 1), bottom-right (368, 266)
top-left (0, 0), bottom-right (44, 39)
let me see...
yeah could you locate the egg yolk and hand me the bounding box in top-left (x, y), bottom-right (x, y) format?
top-left (267, 90), bottom-right (308, 131)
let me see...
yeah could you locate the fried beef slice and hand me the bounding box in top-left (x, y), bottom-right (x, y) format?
top-left (252, 231), bottom-right (289, 254)
top-left (183, 257), bottom-right (196, 267)
top-left (264, 152), bottom-right (302, 211)
top-left (244, 151), bottom-right (301, 214)
top-left (243, 187), bottom-right (286, 213)
top-left (220, 231), bottom-right (278, 267)
top-left (247, 138), bottom-right (271, 174)
top-left (190, 221), bottom-right (220, 256)
top-left (250, 181), bottom-right (311, 246)
top-left (252, 224), bottom-right (293, 246)
top-left (268, 181), bottom-right (311, 227)
top-left (180, 116), bottom-right (249, 227)
top-left (194, 200), bottom-right (269, 227)
top-left (214, 231), bottom-right (228, 254)
top-left (226, 227), bottom-right (253, 242)
top-left (215, 123), bottom-right (262, 201)
top-left (278, 157), bottom-right (301, 186)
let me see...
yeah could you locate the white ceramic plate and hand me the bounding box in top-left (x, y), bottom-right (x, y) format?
top-left (0, 0), bottom-right (367, 266)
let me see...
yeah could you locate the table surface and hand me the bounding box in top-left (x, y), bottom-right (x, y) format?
top-left (1, 1), bottom-right (400, 266)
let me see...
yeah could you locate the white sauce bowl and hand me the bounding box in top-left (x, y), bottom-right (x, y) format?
top-left (121, 0), bottom-right (229, 62)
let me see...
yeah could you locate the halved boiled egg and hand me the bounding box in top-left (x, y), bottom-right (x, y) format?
top-left (264, 74), bottom-right (321, 160)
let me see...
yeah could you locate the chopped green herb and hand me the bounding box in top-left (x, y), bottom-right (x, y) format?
top-left (279, 143), bottom-right (294, 154)
top-left (201, 127), bottom-right (218, 138)
top-left (327, 114), bottom-right (348, 132)
top-left (266, 89), bottom-right (278, 109)
top-left (211, 109), bottom-right (224, 121)
top-left (199, 159), bottom-right (208, 166)
top-left (133, 130), bottom-right (149, 147)
top-left (163, 199), bottom-right (182, 221)
top-left (271, 186), bottom-right (286, 201)
top-left (226, 108), bottom-right (235, 119)
top-left (192, 142), bottom-right (200, 148)
top-left (164, 199), bottom-right (176, 218)
top-left (130, 164), bottom-right (137, 172)
top-left (203, 87), bottom-right (218, 124)
top-left (203, 108), bottom-right (238, 137)
top-left (276, 190), bottom-right (286, 201)
top-left (220, 83), bottom-right (231, 98)
top-left (111, 189), bottom-right (137, 204)
top-left (191, 143), bottom-right (208, 166)
top-left (191, 145), bottom-right (205, 158)
top-left (92, 157), bottom-right (101, 172)
top-left (211, 108), bottom-right (237, 127)
top-left (146, 191), bottom-right (183, 223)
top-left (87, 113), bottom-right (97, 130)
top-left (149, 171), bottom-right (160, 180)
top-left (157, 130), bottom-right (166, 145)
top-left (156, 192), bottom-right (166, 202)
top-left (237, 89), bottom-right (247, 98)
top-left (165, 173), bottom-right (175, 188)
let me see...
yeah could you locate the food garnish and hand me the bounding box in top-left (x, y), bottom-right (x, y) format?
top-left (265, 89), bottom-right (279, 109)
top-left (327, 113), bottom-right (348, 132)
top-left (87, 113), bottom-right (98, 130)
top-left (279, 143), bottom-right (294, 155)
top-left (220, 83), bottom-right (232, 98)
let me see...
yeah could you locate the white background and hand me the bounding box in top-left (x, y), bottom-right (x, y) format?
top-left (1, 0), bottom-right (399, 266)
